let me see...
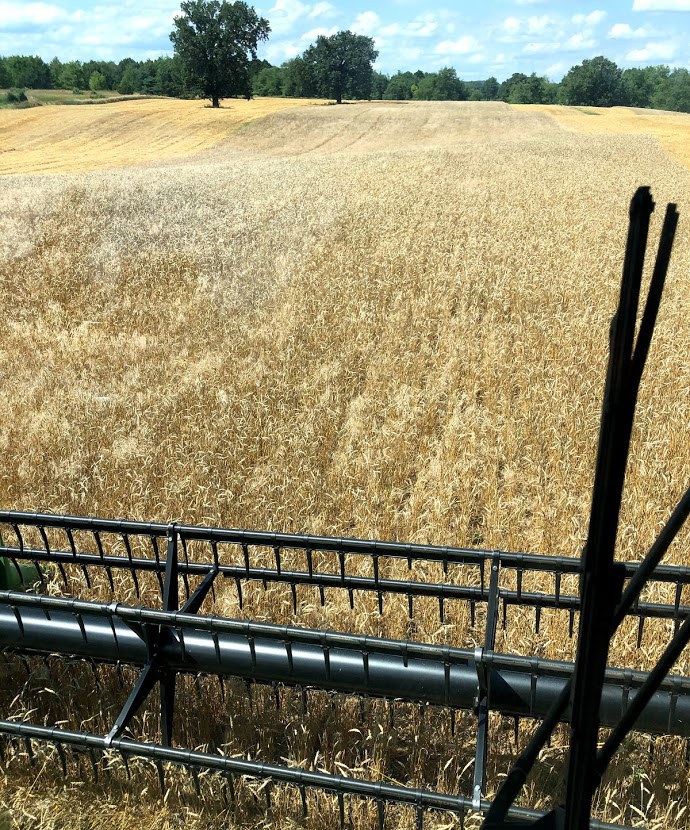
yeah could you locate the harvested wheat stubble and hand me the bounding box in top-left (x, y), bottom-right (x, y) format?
top-left (1, 102), bottom-right (690, 828)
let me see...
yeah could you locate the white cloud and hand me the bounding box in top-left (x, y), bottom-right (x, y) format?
top-left (308, 1), bottom-right (335, 17)
top-left (435, 35), bottom-right (479, 54)
top-left (572, 10), bottom-right (607, 25)
top-left (267, 0), bottom-right (310, 36)
top-left (503, 16), bottom-right (521, 33)
top-left (545, 61), bottom-right (566, 77)
top-left (300, 26), bottom-right (336, 40)
top-left (564, 33), bottom-right (597, 48)
top-left (527, 15), bottom-right (553, 32)
top-left (626, 40), bottom-right (677, 59)
top-left (380, 14), bottom-right (438, 38)
top-left (523, 40), bottom-right (560, 52)
top-left (608, 22), bottom-right (650, 38)
top-left (0, 1), bottom-right (65, 25)
top-left (351, 10), bottom-right (379, 35)
top-left (633, 0), bottom-right (690, 8)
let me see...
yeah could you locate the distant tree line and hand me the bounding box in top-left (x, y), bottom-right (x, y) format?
top-left (3, 50), bottom-right (690, 114)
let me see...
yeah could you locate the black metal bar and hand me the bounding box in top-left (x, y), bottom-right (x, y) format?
top-left (4, 596), bottom-right (690, 736)
top-left (0, 720), bottom-right (633, 829)
top-left (595, 613), bottom-right (690, 780)
top-left (564, 185), bottom-right (655, 830)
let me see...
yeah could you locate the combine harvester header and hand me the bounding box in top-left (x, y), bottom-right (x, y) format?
top-left (1, 188), bottom-right (689, 829)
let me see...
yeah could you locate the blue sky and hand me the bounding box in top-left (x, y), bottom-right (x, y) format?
top-left (1, 0), bottom-right (687, 80)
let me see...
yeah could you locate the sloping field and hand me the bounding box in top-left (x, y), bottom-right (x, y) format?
top-left (0, 96), bottom-right (320, 174)
top-left (1, 101), bottom-right (690, 828)
top-left (517, 103), bottom-right (690, 171)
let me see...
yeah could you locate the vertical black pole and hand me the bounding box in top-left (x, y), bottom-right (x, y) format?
top-left (563, 187), bottom-right (655, 830)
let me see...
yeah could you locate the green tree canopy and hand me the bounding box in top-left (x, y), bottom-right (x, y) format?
top-left (89, 71), bottom-right (107, 92)
top-left (59, 61), bottom-right (86, 90)
top-left (414, 68), bottom-right (467, 101)
top-left (654, 67), bottom-right (690, 112)
top-left (561, 56), bottom-right (624, 107)
top-left (4, 55), bottom-right (50, 88)
top-left (302, 30), bottom-right (378, 104)
top-left (170, 0), bottom-right (270, 107)
top-left (482, 76), bottom-right (500, 101)
top-left (383, 72), bottom-right (414, 100)
top-left (252, 66), bottom-right (284, 97)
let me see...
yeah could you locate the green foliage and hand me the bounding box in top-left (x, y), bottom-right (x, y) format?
top-left (3, 55), bottom-right (50, 88)
top-left (302, 30), bottom-right (378, 103)
top-left (482, 76), bottom-right (500, 101)
top-left (653, 68), bottom-right (690, 112)
top-left (561, 56), bottom-right (624, 107)
top-left (414, 68), bottom-right (467, 101)
top-left (252, 66), bottom-right (284, 97)
top-left (506, 73), bottom-right (550, 104)
top-left (5, 88), bottom-right (27, 103)
top-left (170, 0), bottom-right (270, 107)
top-left (89, 71), bottom-right (107, 92)
top-left (281, 57), bottom-right (317, 98)
top-left (0, 59), bottom-right (11, 89)
top-left (59, 61), bottom-right (86, 91)
top-left (117, 66), bottom-right (138, 95)
top-left (370, 71), bottom-right (388, 100)
top-left (383, 72), bottom-right (415, 100)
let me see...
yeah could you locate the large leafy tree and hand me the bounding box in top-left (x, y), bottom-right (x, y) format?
top-left (302, 30), bottom-right (378, 104)
top-left (3, 55), bottom-right (50, 88)
top-left (561, 56), bottom-right (624, 107)
top-left (170, 0), bottom-right (269, 108)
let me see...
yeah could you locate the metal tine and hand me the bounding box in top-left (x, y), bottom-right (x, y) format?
top-left (569, 609), bottom-right (575, 638)
top-left (246, 679), bottom-right (254, 712)
top-left (235, 578), bottom-right (243, 609)
top-left (686, 739), bottom-right (690, 768)
top-left (416, 803), bottom-right (424, 830)
top-left (89, 747), bottom-right (99, 783)
top-left (23, 736), bottom-right (34, 766)
top-left (470, 600), bottom-right (476, 628)
top-left (306, 548), bottom-right (313, 578)
top-left (217, 674), bottom-right (225, 701)
top-left (535, 606), bottom-right (542, 634)
top-left (300, 782), bottom-right (308, 817)
top-left (274, 682), bottom-right (281, 712)
top-left (150, 536), bottom-right (164, 597)
top-left (178, 537), bottom-right (190, 600)
top-left (156, 759), bottom-right (166, 795)
top-left (264, 780), bottom-right (272, 812)
top-left (189, 765), bottom-right (201, 798)
top-left (638, 615), bottom-right (645, 648)
top-left (54, 741), bottom-right (68, 777)
top-left (224, 771), bottom-right (236, 805)
top-left (193, 673), bottom-right (203, 699)
top-left (674, 582), bottom-right (683, 635)
top-left (408, 595), bottom-right (413, 618)
top-left (514, 716), bottom-right (520, 747)
top-left (338, 551), bottom-right (345, 584)
top-left (121, 534), bottom-right (140, 598)
top-left (502, 600), bottom-right (507, 630)
top-left (242, 543), bottom-right (250, 577)
top-left (349, 588), bottom-right (355, 610)
top-left (338, 791), bottom-right (345, 829)
top-left (291, 583), bottom-right (297, 614)
top-left (302, 687), bottom-right (308, 715)
top-left (377, 798), bottom-right (385, 830)
top-left (89, 659), bottom-right (102, 691)
top-left (319, 585), bottom-right (326, 607)
top-left (439, 596), bottom-right (444, 623)
top-left (275, 546), bottom-right (282, 575)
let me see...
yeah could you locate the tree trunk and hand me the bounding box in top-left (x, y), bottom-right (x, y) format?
top-left (212, 94), bottom-right (220, 108)
top-left (336, 88), bottom-right (342, 104)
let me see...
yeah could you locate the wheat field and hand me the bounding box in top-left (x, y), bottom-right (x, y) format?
top-left (1, 99), bottom-right (690, 829)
